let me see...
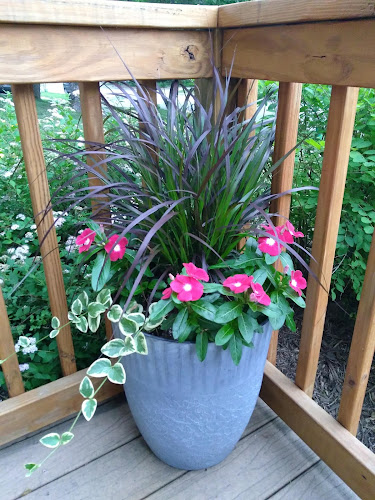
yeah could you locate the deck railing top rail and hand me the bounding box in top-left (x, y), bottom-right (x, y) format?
top-left (1, 0), bottom-right (375, 30)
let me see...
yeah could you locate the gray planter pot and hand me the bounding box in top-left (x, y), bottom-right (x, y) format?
top-left (120, 321), bottom-right (272, 470)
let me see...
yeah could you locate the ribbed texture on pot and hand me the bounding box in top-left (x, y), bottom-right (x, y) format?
top-left (119, 322), bottom-right (272, 470)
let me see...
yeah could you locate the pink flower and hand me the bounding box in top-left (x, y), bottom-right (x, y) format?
top-left (183, 262), bottom-right (209, 282)
top-left (76, 228), bottom-right (96, 253)
top-left (170, 275), bottom-right (203, 302)
top-left (162, 287), bottom-right (172, 300)
top-left (258, 233), bottom-right (283, 256)
top-left (289, 270), bottom-right (307, 296)
top-left (104, 234), bottom-right (128, 262)
top-left (250, 281), bottom-right (271, 306)
top-left (223, 274), bottom-right (253, 293)
top-left (285, 221), bottom-right (304, 238)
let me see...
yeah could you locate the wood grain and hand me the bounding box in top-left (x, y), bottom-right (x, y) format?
top-left (0, 398), bottom-right (139, 499)
top-left (11, 84), bottom-right (76, 376)
top-left (338, 232), bottom-right (375, 434)
top-left (295, 86), bottom-right (359, 397)
top-left (0, 287), bottom-right (25, 397)
top-left (0, 0), bottom-right (217, 29)
top-left (261, 362), bottom-right (375, 500)
top-left (271, 459), bottom-right (359, 500)
top-left (222, 20), bottom-right (375, 88)
top-left (0, 25), bottom-right (212, 84)
top-left (24, 417), bottom-right (317, 500)
top-left (0, 368), bottom-right (122, 447)
top-left (219, 0), bottom-right (375, 28)
top-left (267, 82), bottom-right (302, 365)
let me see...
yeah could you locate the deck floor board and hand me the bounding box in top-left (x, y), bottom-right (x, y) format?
top-left (0, 396), bottom-right (358, 499)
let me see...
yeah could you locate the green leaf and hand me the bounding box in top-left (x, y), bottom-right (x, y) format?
top-left (18, 336), bottom-right (29, 348)
top-left (49, 329), bottom-right (59, 339)
top-left (127, 312), bottom-right (146, 326)
top-left (364, 225), bottom-right (373, 234)
top-left (134, 332), bottom-right (148, 355)
top-left (39, 433), bottom-right (60, 449)
top-left (265, 254), bottom-right (279, 265)
top-left (172, 308), bottom-right (191, 340)
top-left (51, 316), bottom-right (60, 329)
top-left (215, 302), bottom-right (243, 324)
top-left (60, 432), bottom-right (74, 445)
top-left (87, 358), bottom-right (111, 377)
top-left (203, 283), bottom-right (224, 293)
top-left (285, 292), bottom-right (306, 308)
top-left (82, 398), bottom-right (97, 421)
top-left (71, 298), bottom-right (83, 316)
top-left (79, 376), bottom-right (95, 398)
top-left (118, 316), bottom-right (139, 336)
top-left (108, 363), bottom-right (126, 384)
top-left (122, 336), bottom-right (137, 355)
top-left (143, 317), bottom-right (165, 331)
top-left (279, 252), bottom-right (294, 273)
top-left (96, 288), bottom-right (112, 308)
top-left (101, 339), bottom-right (126, 358)
top-left (68, 311), bottom-right (79, 323)
top-left (88, 314), bottom-right (100, 333)
top-left (252, 268), bottom-right (268, 285)
top-left (149, 299), bottom-right (174, 322)
top-left (215, 324), bottom-right (234, 346)
top-left (78, 291), bottom-right (89, 309)
top-left (191, 300), bottom-right (217, 321)
top-left (196, 331), bottom-right (208, 362)
top-left (229, 334), bottom-right (243, 366)
top-left (91, 252), bottom-right (111, 292)
top-left (107, 304), bottom-right (123, 323)
top-left (75, 315), bottom-right (88, 333)
top-left (201, 292), bottom-right (220, 304)
top-left (238, 313), bottom-right (258, 343)
top-left (269, 313), bottom-right (286, 330)
top-left (126, 300), bottom-right (143, 314)
top-left (25, 463), bottom-right (40, 477)
top-left (285, 313), bottom-right (296, 332)
top-left (87, 302), bottom-right (106, 318)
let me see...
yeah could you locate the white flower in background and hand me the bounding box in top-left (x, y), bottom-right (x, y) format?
top-left (16, 214), bottom-right (26, 220)
top-left (10, 245), bottom-right (29, 262)
top-left (15, 336), bottom-right (38, 355)
top-left (3, 170), bottom-right (14, 178)
top-left (30, 224), bottom-right (37, 230)
top-left (65, 235), bottom-right (77, 253)
top-left (19, 363), bottom-right (30, 372)
top-left (11, 224), bottom-right (20, 230)
top-left (24, 232), bottom-right (34, 240)
top-left (0, 278), bottom-right (4, 286)
top-left (53, 211), bottom-right (65, 228)
top-left (7, 248), bottom-right (15, 255)
top-left (74, 206), bottom-right (83, 211)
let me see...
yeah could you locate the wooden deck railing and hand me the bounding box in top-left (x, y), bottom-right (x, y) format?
top-left (0, 1), bottom-right (374, 498)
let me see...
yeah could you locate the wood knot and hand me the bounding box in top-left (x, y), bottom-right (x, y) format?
top-left (184, 45), bottom-right (197, 61)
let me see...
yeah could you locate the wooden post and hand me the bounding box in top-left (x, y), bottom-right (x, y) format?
top-left (11, 84), bottom-right (76, 376)
top-left (267, 82), bottom-right (302, 364)
top-left (295, 86), bottom-right (359, 396)
top-left (0, 287), bottom-right (25, 397)
top-left (338, 231), bottom-right (375, 434)
top-left (79, 81), bottom-right (112, 341)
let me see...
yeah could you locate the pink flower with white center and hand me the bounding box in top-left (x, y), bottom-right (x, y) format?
top-left (162, 287), bottom-right (172, 300)
top-left (258, 233), bottom-right (283, 256)
top-left (249, 281), bottom-right (271, 306)
top-left (183, 262), bottom-right (209, 282)
top-left (104, 234), bottom-right (128, 262)
top-left (170, 275), bottom-right (203, 302)
top-left (223, 274), bottom-right (253, 293)
top-left (289, 270), bottom-right (307, 296)
top-left (76, 228), bottom-right (96, 253)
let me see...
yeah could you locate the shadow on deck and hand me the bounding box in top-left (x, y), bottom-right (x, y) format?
top-left (1, 396), bottom-right (358, 499)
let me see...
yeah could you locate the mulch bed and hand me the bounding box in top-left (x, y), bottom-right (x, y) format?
top-left (277, 301), bottom-right (375, 453)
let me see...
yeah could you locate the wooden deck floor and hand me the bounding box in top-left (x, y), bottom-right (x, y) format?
top-left (1, 396), bottom-right (359, 500)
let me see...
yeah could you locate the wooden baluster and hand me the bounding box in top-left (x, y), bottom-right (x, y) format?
top-left (267, 82), bottom-right (302, 364)
top-left (295, 86), bottom-right (359, 396)
top-left (79, 81), bottom-right (112, 341)
top-left (0, 287), bottom-right (25, 397)
top-left (11, 84), bottom-right (76, 376)
top-left (338, 231), bottom-right (375, 434)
